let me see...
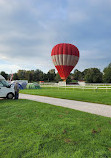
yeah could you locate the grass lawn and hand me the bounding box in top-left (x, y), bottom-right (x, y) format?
top-left (20, 87), bottom-right (111, 105)
top-left (0, 99), bottom-right (111, 158)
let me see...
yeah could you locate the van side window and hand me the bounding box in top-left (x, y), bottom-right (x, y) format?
top-left (0, 81), bottom-right (3, 87)
top-left (0, 80), bottom-right (9, 87)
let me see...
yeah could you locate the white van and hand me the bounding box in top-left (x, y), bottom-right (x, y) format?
top-left (0, 75), bottom-right (15, 99)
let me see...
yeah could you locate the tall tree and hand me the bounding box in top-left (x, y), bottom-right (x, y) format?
top-left (73, 69), bottom-right (83, 80)
top-left (13, 73), bottom-right (19, 80)
top-left (34, 69), bottom-right (44, 81)
top-left (28, 72), bottom-right (33, 82)
top-left (48, 69), bottom-right (55, 74)
top-left (103, 63), bottom-right (111, 83)
top-left (55, 73), bottom-right (61, 82)
top-left (47, 69), bottom-right (56, 82)
top-left (66, 75), bottom-right (72, 83)
top-left (17, 70), bottom-right (26, 80)
top-left (0, 71), bottom-right (8, 80)
top-left (84, 68), bottom-right (103, 83)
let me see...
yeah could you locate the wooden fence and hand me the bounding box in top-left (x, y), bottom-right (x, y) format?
top-left (40, 84), bottom-right (111, 92)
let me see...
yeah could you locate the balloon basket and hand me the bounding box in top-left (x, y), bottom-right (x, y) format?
top-left (63, 79), bottom-right (66, 82)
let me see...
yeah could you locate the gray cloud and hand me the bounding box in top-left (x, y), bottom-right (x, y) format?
top-left (0, 0), bottom-right (111, 73)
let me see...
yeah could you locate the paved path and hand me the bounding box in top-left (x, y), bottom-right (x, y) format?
top-left (20, 94), bottom-right (111, 118)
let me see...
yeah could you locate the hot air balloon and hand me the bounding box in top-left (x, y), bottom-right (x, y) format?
top-left (51, 43), bottom-right (79, 81)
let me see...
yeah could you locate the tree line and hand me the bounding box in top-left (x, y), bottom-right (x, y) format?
top-left (1, 63), bottom-right (111, 83)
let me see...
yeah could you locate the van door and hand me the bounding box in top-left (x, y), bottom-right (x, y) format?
top-left (0, 81), bottom-right (11, 98)
top-left (0, 81), bottom-right (5, 97)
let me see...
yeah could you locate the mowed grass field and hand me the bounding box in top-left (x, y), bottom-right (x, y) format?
top-left (0, 99), bottom-right (111, 158)
top-left (21, 87), bottom-right (111, 105)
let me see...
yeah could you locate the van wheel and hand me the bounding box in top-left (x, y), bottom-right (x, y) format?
top-left (7, 93), bottom-right (14, 99)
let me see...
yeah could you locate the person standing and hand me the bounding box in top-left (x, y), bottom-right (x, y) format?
top-left (14, 82), bottom-right (19, 99)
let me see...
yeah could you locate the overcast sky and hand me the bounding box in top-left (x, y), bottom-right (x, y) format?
top-left (0, 0), bottom-right (111, 74)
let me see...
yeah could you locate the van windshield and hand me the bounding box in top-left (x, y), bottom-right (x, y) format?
top-left (0, 80), bottom-right (10, 87)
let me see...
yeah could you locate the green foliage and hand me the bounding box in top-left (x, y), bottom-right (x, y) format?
top-left (0, 99), bottom-right (111, 158)
top-left (66, 75), bottom-right (72, 83)
top-left (73, 69), bottom-right (83, 80)
top-left (84, 68), bottom-right (103, 83)
top-left (55, 73), bottom-right (62, 82)
top-left (17, 69), bottom-right (44, 82)
top-left (33, 69), bottom-right (44, 81)
top-left (2, 63), bottom-right (111, 83)
top-left (13, 73), bottom-right (19, 80)
top-left (48, 69), bottom-right (55, 74)
top-left (73, 68), bottom-right (103, 83)
top-left (28, 72), bottom-right (33, 82)
top-left (82, 69), bottom-right (89, 79)
top-left (0, 71), bottom-right (8, 80)
top-left (17, 70), bottom-right (26, 80)
top-left (103, 63), bottom-right (111, 83)
top-left (47, 70), bottom-right (56, 82)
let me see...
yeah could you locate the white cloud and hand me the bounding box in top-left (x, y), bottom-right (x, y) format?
top-left (0, 0), bottom-right (111, 73)
top-left (0, 45), bottom-right (12, 53)
top-left (0, 63), bottom-right (25, 73)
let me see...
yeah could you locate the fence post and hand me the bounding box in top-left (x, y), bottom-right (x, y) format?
top-left (95, 87), bottom-right (98, 92)
top-left (106, 86), bottom-right (107, 93)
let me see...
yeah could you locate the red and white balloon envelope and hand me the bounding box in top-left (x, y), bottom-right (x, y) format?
top-left (51, 43), bottom-right (79, 81)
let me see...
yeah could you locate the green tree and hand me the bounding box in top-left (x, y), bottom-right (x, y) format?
top-left (13, 73), bottom-right (19, 80)
top-left (84, 68), bottom-right (103, 83)
top-left (47, 69), bottom-right (56, 82)
top-left (82, 69), bottom-right (89, 80)
top-left (33, 69), bottom-right (44, 81)
top-left (17, 70), bottom-right (26, 80)
top-left (55, 73), bottom-right (62, 82)
top-left (28, 73), bottom-right (33, 82)
top-left (48, 69), bottom-right (55, 74)
top-left (66, 75), bottom-right (72, 83)
top-left (0, 71), bottom-right (8, 80)
top-left (103, 63), bottom-right (111, 83)
top-left (73, 69), bottom-right (83, 80)
top-left (43, 73), bottom-right (48, 81)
